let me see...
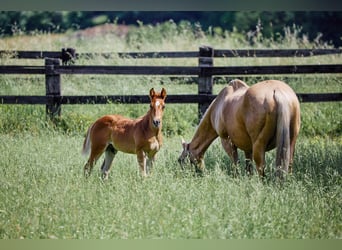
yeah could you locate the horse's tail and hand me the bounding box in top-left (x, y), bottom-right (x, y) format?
top-left (82, 123), bottom-right (93, 156)
top-left (274, 90), bottom-right (291, 175)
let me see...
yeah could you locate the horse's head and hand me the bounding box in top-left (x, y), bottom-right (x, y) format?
top-left (178, 139), bottom-right (204, 173)
top-left (149, 88), bottom-right (167, 128)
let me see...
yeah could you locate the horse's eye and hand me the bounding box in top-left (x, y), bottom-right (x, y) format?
top-left (162, 105), bottom-right (165, 110)
top-left (150, 104), bottom-right (153, 109)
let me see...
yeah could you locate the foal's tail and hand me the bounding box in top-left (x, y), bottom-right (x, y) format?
top-left (82, 124), bottom-right (93, 156)
top-left (274, 90), bottom-right (291, 175)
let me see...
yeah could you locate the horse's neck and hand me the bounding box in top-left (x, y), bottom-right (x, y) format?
top-left (189, 106), bottom-right (218, 158)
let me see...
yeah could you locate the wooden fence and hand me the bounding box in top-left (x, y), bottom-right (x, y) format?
top-left (1, 46), bottom-right (342, 120)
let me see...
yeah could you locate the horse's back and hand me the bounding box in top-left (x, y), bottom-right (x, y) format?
top-left (248, 80), bottom-right (297, 100)
top-left (244, 80), bottom-right (299, 113)
top-left (223, 80), bottom-right (299, 152)
top-left (90, 114), bottom-right (138, 153)
top-left (92, 114), bottom-right (135, 135)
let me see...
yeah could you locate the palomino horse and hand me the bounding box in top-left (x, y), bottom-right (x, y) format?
top-left (82, 88), bottom-right (167, 179)
top-left (178, 79), bottom-right (300, 178)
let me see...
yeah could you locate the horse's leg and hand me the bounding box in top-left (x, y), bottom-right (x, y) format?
top-left (220, 137), bottom-right (239, 176)
top-left (244, 151), bottom-right (253, 176)
top-left (84, 151), bottom-right (102, 178)
top-left (288, 140), bottom-right (296, 174)
top-left (146, 156), bottom-right (155, 175)
top-left (220, 138), bottom-right (238, 163)
top-left (100, 144), bottom-right (118, 180)
top-left (84, 142), bottom-right (106, 178)
top-left (83, 159), bottom-right (94, 178)
top-left (137, 150), bottom-right (147, 177)
top-left (252, 112), bottom-right (277, 178)
top-left (252, 142), bottom-right (266, 178)
top-left (289, 121), bottom-right (300, 175)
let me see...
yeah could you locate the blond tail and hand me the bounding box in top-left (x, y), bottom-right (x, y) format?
top-left (81, 124), bottom-right (93, 156)
top-left (274, 90), bottom-right (291, 175)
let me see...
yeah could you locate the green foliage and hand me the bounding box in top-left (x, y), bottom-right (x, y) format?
top-left (1, 11), bottom-right (342, 47)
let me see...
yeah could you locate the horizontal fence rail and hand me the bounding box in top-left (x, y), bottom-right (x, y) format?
top-left (1, 64), bottom-right (342, 75)
top-left (1, 46), bottom-right (342, 121)
top-left (1, 93), bottom-right (341, 105)
top-left (1, 48), bottom-right (342, 59)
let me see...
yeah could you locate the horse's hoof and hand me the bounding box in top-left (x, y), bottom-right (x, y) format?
top-left (84, 170), bottom-right (91, 178)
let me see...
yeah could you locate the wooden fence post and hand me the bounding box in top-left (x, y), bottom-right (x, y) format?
top-left (198, 46), bottom-right (214, 120)
top-left (45, 58), bottom-right (61, 121)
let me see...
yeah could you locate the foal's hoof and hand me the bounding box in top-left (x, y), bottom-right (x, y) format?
top-left (101, 172), bottom-right (109, 181)
top-left (84, 169), bottom-right (91, 178)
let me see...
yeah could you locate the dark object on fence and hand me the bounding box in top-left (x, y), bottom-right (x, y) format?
top-left (61, 48), bottom-right (76, 65)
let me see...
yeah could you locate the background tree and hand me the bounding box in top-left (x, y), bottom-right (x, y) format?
top-left (0, 11), bottom-right (341, 47)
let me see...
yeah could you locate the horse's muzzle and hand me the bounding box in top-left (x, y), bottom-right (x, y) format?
top-left (152, 119), bottom-right (161, 128)
top-left (178, 157), bottom-right (186, 170)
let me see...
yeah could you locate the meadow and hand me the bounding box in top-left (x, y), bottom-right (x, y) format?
top-left (0, 21), bottom-right (341, 239)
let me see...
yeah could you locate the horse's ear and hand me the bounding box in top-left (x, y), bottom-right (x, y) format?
top-left (161, 88), bottom-right (167, 100)
top-left (149, 88), bottom-right (155, 100)
top-left (181, 138), bottom-right (188, 149)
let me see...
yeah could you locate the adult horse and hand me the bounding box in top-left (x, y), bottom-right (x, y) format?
top-left (178, 79), bottom-right (300, 178)
top-left (82, 88), bottom-right (167, 179)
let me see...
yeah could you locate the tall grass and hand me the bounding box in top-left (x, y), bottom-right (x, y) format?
top-left (0, 21), bottom-right (341, 239)
top-left (0, 133), bottom-right (340, 239)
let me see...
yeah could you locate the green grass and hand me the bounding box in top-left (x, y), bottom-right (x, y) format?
top-left (0, 133), bottom-right (340, 239)
top-left (0, 21), bottom-right (341, 239)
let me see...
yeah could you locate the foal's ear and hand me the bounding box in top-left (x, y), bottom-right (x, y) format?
top-left (160, 88), bottom-right (167, 100)
top-left (149, 88), bottom-right (155, 100)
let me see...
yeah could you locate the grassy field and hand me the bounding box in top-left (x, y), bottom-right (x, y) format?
top-left (0, 132), bottom-right (341, 239)
top-left (0, 22), bottom-right (341, 239)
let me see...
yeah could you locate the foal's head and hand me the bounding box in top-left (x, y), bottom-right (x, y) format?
top-left (149, 88), bottom-right (167, 128)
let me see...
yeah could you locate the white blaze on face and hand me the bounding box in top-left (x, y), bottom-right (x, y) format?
top-left (151, 100), bottom-right (163, 127)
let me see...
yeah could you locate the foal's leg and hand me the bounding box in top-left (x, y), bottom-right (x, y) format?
top-left (84, 142), bottom-right (106, 178)
top-left (84, 160), bottom-right (95, 178)
top-left (84, 150), bottom-right (103, 177)
top-left (100, 144), bottom-right (117, 180)
top-left (146, 157), bottom-right (155, 176)
top-left (137, 150), bottom-right (147, 177)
